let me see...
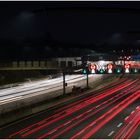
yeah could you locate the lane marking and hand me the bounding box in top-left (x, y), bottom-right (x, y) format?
top-left (96, 105), bottom-right (100, 108)
top-left (125, 116), bottom-right (129, 121)
top-left (48, 129), bottom-right (57, 135)
top-left (76, 114), bottom-right (83, 119)
top-left (117, 123), bottom-right (123, 128)
top-left (89, 122), bottom-right (96, 127)
top-left (20, 128), bottom-right (30, 135)
top-left (63, 121), bottom-right (72, 126)
top-left (78, 129), bottom-right (85, 135)
top-left (87, 109), bottom-right (92, 113)
top-left (108, 131), bottom-right (115, 136)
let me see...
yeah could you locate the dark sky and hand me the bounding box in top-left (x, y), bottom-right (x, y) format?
top-left (1, 1), bottom-right (140, 43)
top-left (1, 1), bottom-right (140, 59)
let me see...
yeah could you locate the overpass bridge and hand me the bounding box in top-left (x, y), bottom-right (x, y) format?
top-left (0, 57), bottom-right (82, 71)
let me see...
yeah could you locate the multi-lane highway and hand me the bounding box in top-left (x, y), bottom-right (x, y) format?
top-left (0, 75), bottom-right (93, 105)
top-left (0, 76), bottom-right (140, 139)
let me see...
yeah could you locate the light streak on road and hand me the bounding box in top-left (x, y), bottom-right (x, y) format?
top-left (0, 75), bottom-right (97, 104)
top-left (1, 78), bottom-right (139, 139)
top-left (6, 79), bottom-right (138, 138)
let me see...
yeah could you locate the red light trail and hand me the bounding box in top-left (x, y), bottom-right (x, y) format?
top-left (1, 78), bottom-right (139, 139)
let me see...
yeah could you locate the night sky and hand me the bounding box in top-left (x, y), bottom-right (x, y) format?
top-left (1, 1), bottom-right (140, 60)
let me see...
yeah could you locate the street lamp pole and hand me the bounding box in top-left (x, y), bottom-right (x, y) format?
top-left (63, 72), bottom-right (66, 96)
top-left (86, 72), bottom-right (89, 89)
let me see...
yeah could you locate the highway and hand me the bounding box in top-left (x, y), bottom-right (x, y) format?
top-left (0, 76), bottom-right (140, 139)
top-left (0, 75), bottom-right (95, 105)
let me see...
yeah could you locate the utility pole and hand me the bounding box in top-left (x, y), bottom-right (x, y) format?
top-left (63, 72), bottom-right (66, 96)
top-left (86, 71), bottom-right (89, 89)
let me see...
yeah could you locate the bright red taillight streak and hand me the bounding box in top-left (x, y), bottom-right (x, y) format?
top-left (71, 90), bottom-right (140, 139)
top-left (55, 78), bottom-right (128, 113)
top-left (20, 81), bottom-right (137, 137)
top-left (7, 79), bottom-right (137, 138)
top-left (38, 82), bottom-right (139, 139)
top-left (113, 107), bottom-right (140, 139)
top-left (8, 78), bottom-right (125, 138)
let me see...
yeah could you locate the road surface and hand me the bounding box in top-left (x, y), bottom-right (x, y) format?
top-left (0, 77), bottom-right (139, 139)
top-left (0, 75), bottom-right (96, 105)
